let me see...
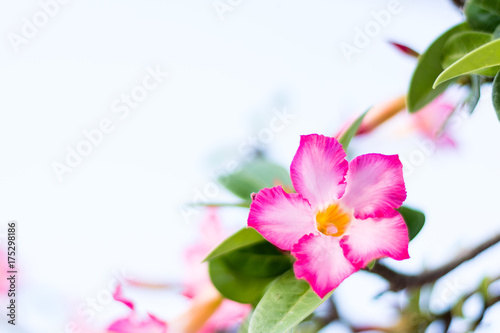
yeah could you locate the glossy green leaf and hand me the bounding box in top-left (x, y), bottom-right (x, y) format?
top-left (441, 31), bottom-right (492, 69)
top-left (249, 270), bottom-right (332, 333)
top-left (492, 71), bottom-right (500, 121)
top-left (204, 227), bottom-right (265, 262)
top-left (209, 242), bottom-right (292, 304)
top-left (218, 158), bottom-right (292, 202)
top-left (337, 111), bottom-right (368, 149)
top-left (434, 38), bottom-right (500, 88)
top-left (465, 0), bottom-right (500, 32)
top-left (397, 206), bottom-right (425, 241)
top-left (407, 23), bottom-right (469, 112)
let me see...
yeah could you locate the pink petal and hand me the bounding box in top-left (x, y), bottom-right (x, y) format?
top-left (292, 234), bottom-right (358, 298)
top-left (290, 134), bottom-right (348, 209)
top-left (108, 313), bottom-right (167, 333)
top-left (412, 95), bottom-right (455, 144)
top-left (113, 285), bottom-right (135, 310)
top-left (184, 208), bottom-right (225, 298)
top-left (341, 154), bottom-right (406, 219)
top-left (198, 299), bottom-right (251, 333)
top-left (340, 213), bottom-right (410, 269)
top-left (248, 186), bottom-right (317, 251)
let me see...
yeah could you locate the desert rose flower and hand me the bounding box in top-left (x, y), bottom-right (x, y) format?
top-left (248, 134), bottom-right (410, 297)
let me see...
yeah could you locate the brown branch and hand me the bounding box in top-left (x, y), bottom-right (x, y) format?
top-left (369, 232), bottom-right (500, 292)
top-left (450, 0), bottom-right (466, 9)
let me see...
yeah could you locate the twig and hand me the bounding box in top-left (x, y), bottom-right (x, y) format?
top-left (450, 0), bottom-right (466, 9)
top-left (369, 232), bottom-right (500, 292)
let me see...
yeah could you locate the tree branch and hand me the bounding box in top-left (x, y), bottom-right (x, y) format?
top-left (369, 232), bottom-right (500, 292)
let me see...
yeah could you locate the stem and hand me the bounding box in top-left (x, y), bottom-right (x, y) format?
top-left (356, 95), bottom-right (407, 135)
top-left (370, 232), bottom-right (500, 292)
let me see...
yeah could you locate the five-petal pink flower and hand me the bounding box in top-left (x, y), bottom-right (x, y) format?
top-left (248, 134), bottom-right (410, 297)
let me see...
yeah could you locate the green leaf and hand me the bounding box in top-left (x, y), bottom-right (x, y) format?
top-left (465, 0), bottom-right (500, 32)
top-left (204, 227), bottom-right (265, 262)
top-left (397, 206), bottom-right (425, 241)
top-left (209, 242), bottom-right (292, 304)
top-left (492, 71), bottom-right (500, 121)
top-left (441, 31), bottom-right (492, 69)
top-left (474, 0), bottom-right (500, 16)
top-left (478, 276), bottom-right (492, 300)
top-left (367, 260), bottom-right (377, 270)
top-left (218, 158), bottom-right (292, 202)
top-left (434, 38), bottom-right (500, 88)
top-left (249, 270), bottom-right (332, 333)
top-left (337, 111), bottom-right (368, 149)
top-left (452, 296), bottom-right (465, 317)
top-left (407, 23), bottom-right (469, 112)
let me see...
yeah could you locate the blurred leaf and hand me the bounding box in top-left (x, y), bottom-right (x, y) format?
top-left (337, 111), bottom-right (367, 149)
top-left (219, 158), bottom-right (292, 203)
top-left (465, 0), bottom-right (500, 32)
top-left (209, 242), bottom-right (292, 304)
top-left (204, 227), bottom-right (265, 262)
top-left (407, 23), bottom-right (469, 112)
top-left (249, 270), bottom-right (332, 333)
top-left (452, 296), bottom-right (465, 317)
top-left (493, 24), bottom-right (500, 39)
top-left (479, 276), bottom-right (492, 300)
top-left (441, 31), bottom-right (492, 69)
top-left (397, 206), bottom-right (425, 241)
top-left (467, 75), bottom-right (482, 114)
top-left (367, 260), bottom-right (376, 270)
top-left (434, 38), bottom-right (500, 88)
top-left (474, 0), bottom-right (500, 15)
top-left (492, 71), bottom-right (500, 121)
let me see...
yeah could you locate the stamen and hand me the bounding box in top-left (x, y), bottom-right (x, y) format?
top-left (316, 204), bottom-right (351, 237)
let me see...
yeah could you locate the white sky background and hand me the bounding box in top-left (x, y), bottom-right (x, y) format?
top-left (1, 0), bottom-right (500, 332)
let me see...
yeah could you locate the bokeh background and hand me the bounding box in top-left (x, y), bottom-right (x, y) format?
top-left (1, 0), bottom-right (500, 331)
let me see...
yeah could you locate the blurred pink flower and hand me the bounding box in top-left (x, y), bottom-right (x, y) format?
top-left (183, 208), bottom-right (251, 332)
top-left (411, 95), bottom-right (456, 146)
top-left (0, 250), bottom-right (8, 295)
top-left (107, 285), bottom-right (168, 333)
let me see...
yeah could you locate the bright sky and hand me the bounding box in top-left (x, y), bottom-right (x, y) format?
top-left (1, 0), bottom-right (499, 332)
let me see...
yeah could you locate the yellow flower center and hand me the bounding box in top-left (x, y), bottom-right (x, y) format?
top-left (316, 204), bottom-right (351, 237)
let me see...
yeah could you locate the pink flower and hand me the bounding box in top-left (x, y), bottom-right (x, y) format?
top-left (248, 134), bottom-right (410, 298)
top-left (411, 95), bottom-right (456, 146)
top-left (107, 285), bottom-right (168, 333)
top-left (183, 208), bottom-right (251, 332)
